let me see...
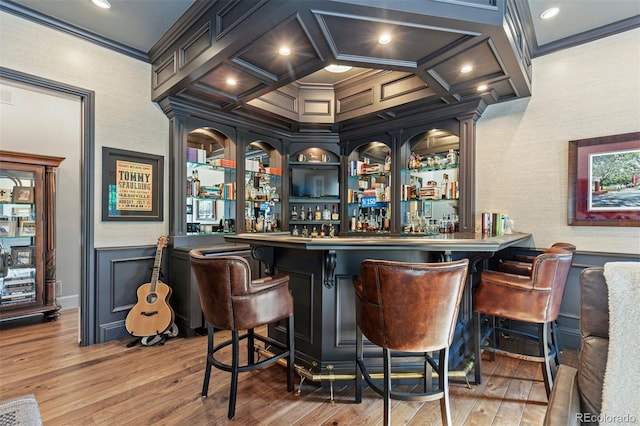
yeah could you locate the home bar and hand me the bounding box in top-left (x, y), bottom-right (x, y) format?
top-left (2, 0), bottom-right (640, 423)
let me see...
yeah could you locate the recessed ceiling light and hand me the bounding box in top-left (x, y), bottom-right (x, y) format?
top-left (460, 65), bottom-right (473, 74)
top-left (324, 65), bottom-right (352, 73)
top-left (378, 33), bottom-right (392, 45)
top-left (477, 84), bottom-right (488, 92)
top-left (226, 78), bottom-right (237, 86)
top-left (279, 46), bottom-right (291, 56)
top-left (91, 0), bottom-right (111, 9)
top-left (540, 7), bottom-right (559, 20)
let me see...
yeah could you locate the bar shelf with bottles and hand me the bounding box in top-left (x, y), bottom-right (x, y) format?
top-left (244, 156), bottom-right (282, 233)
top-left (186, 152), bottom-right (236, 235)
top-left (400, 149), bottom-right (460, 235)
top-left (346, 142), bottom-right (392, 234)
top-left (288, 148), bottom-right (340, 237)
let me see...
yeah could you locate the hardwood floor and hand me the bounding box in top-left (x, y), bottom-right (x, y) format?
top-left (0, 309), bottom-right (559, 425)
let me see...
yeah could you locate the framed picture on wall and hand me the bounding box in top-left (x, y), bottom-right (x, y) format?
top-left (568, 132), bottom-right (640, 227)
top-left (102, 147), bottom-right (164, 221)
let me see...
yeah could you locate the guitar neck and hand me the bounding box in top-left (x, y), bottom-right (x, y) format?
top-left (149, 244), bottom-right (165, 292)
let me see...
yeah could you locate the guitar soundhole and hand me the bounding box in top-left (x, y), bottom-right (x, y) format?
top-left (146, 293), bottom-right (158, 304)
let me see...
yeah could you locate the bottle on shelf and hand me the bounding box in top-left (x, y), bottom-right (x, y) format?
top-left (441, 173), bottom-right (449, 200)
top-left (191, 170), bottom-right (201, 197)
top-left (299, 205), bottom-right (306, 221)
top-left (331, 204), bottom-right (339, 221)
top-left (322, 205), bottom-right (331, 221)
top-left (291, 206), bottom-right (298, 220)
top-left (350, 209), bottom-right (357, 231)
top-left (314, 205), bottom-right (322, 221)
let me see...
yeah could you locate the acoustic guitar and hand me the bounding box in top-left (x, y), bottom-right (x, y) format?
top-left (125, 236), bottom-right (174, 337)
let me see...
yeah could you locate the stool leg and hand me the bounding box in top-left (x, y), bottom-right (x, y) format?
top-left (201, 325), bottom-right (214, 398)
top-left (439, 348), bottom-right (452, 426)
top-left (247, 328), bottom-right (255, 365)
top-left (539, 323), bottom-right (553, 398)
top-left (287, 315), bottom-right (295, 392)
top-left (473, 311), bottom-right (482, 385)
top-left (355, 326), bottom-right (363, 403)
top-left (383, 347), bottom-right (392, 426)
top-left (552, 321), bottom-right (563, 365)
top-left (228, 330), bottom-right (240, 419)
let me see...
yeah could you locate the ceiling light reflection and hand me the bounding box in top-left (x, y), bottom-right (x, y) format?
top-left (324, 65), bottom-right (352, 73)
top-left (279, 46), bottom-right (291, 56)
top-left (378, 33), bottom-right (392, 44)
top-left (91, 0), bottom-right (111, 9)
top-left (540, 7), bottom-right (559, 19)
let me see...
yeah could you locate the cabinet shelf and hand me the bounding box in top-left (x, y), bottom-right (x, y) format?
top-left (187, 161), bottom-right (236, 171)
top-left (402, 198), bottom-right (459, 203)
top-left (289, 196), bottom-right (340, 203)
top-left (402, 163), bottom-right (458, 173)
top-left (290, 220), bottom-right (340, 225)
top-left (289, 161), bottom-right (340, 168)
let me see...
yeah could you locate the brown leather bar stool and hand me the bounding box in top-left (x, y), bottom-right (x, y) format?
top-left (189, 251), bottom-right (295, 419)
top-left (354, 258), bottom-right (469, 426)
top-left (498, 242), bottom-right (576, 275)
top-left (473, 247), bottom-right (573, 397)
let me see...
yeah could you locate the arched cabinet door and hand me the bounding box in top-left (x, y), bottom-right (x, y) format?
top-left (345, 141), bottom-right (392, 234)
top-left (401, 128), bottom-right (460, 235)
top-left (243, 140), bottom-right (282, 233)
top-left (185, 127), bottom-right (236, 235)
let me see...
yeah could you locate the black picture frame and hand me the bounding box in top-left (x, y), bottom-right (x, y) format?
top-left (568, 132), bottom-right (640, 227)
top-left (102, 147), bottom-right (164, 221)
top-left (11, 246), bottom-right (34, 268)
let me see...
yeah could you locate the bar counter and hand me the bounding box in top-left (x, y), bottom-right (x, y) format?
top-left (224, 232), bottom-right (531, 384)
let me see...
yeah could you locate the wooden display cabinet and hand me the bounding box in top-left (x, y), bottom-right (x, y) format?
top-left (0, 151), bottom-right (64, 321)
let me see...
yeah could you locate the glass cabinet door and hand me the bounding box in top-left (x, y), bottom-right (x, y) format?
top-left (346, 142), bottom-right (392, 234)
top-left (401, 129), bottom-right (460, 235)
top-left (186, 128), bottom-right (236, 235)
top-left (244, 141), bottom-right (282, 233)
top-left (0, 167), bottom-right (39, 306)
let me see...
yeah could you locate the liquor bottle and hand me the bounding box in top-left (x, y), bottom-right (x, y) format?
top-left (187, 171), bottom-right (193, 196)
top-left (299, 205), bottom-right (306, 221)
top-left (331, 204), bottom-right (339, 221)
top-left (383, 209), bottom-right (391, 231)
top-left (192, 170), bottom-right (201, 197)
top-left (322, 205), bottom-right (331, 220)
top-left (307, 207), bottom-right (313, 220)
top-left (314, 205), bottom-right (322, 220)
top-left (291, 206), bottom-right (298, 220)
top-left (350, 209), bottom-right (357, 231)
top-left (441, 173), bottom-right (449, 200)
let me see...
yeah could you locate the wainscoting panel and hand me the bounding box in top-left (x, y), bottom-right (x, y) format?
top-left (95, 245), bottom-right (167, 343)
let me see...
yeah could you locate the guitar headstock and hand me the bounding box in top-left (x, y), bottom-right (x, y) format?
top-left (157, 236), bottom-right (168, 249)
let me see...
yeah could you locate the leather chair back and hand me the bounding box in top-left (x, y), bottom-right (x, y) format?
top-left (189, 253), bottom-right (293, 331)
top-left (475, 248), bottom-right (573, 323)
top-left (354, 259), bottom-right (468, 352)
top-left (578, 267), bottom-right (609, 416)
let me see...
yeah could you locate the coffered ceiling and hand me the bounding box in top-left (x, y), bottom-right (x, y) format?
top-left (2, 0), bottom-right (638, 133)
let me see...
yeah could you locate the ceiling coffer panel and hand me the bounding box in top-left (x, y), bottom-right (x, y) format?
top-left (428, 40), bottom-right (506, 90)
top-left (194, 63), bottom-right (268, 102)
top-left (313, 11), bottom-right (476, 68)
top-left (216, 0), bottom-right (268, 39)
top-left (233, 15), bottom-right (323, 81)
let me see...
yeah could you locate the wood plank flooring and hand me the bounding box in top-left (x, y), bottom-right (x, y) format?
top-left (0, 309), bottom-right (560, 425)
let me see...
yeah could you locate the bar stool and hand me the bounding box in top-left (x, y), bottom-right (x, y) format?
top-left (473, 247), bottom-right (573, 397)
top-left (189, 251), bottom-right (295, 419)
top-left (498, 242), bottom-right (576, 275)
top-left (354, 258), bottom-right (469, 426)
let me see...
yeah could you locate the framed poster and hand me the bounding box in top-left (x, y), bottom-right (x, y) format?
top-left (12, 186), bottom-right (34, 203)
top-left (568, 132), bottom-right (640, 226)
top-left (102, 147), bottom-right (164, 221)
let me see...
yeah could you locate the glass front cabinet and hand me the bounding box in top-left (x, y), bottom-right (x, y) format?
top-left (346, 142), bottom-right (392, 234)
top-left (401, 129), bottom-right (460, 235)
top-left (0, 151), bottom-right (64, 321)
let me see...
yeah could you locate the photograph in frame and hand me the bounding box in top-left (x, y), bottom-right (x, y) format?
top-left (12, 186), bottom-right (34, 204)
top-left (11, 246), bottom-right (34, 268)
top-left (568, 132), bottom-right (640, 227)
top-left (19, 219), bottom-right (36, 236)
top-left (0, 219), bottom-right (16, 237)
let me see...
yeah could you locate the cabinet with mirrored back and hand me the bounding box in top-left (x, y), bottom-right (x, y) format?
top-left (400, 129), bottom-right (460, 235)
top-left (244, 141), bottom-right (283, 233)
top-left (0, 151), bottom-right (64, 321)
top-left (346, 142), bottom-right (392, 234)
top-left (185, 128), bottom-right (237, 236)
